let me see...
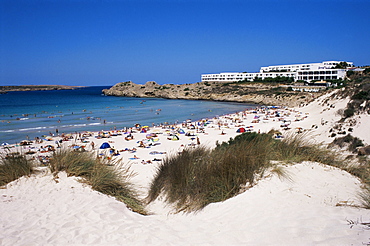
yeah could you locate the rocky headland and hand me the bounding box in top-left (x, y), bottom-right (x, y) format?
top-left (102, 81), bottom-right (322, 107)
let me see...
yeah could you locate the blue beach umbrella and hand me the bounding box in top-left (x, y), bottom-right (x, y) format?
top-left (100, 142), bottom-right (111, 149)
top-left (178, 129), bottom-right (185, 134)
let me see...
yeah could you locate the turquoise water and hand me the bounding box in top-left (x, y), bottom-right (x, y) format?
top-left (0, 86), bottom-right (256, 144)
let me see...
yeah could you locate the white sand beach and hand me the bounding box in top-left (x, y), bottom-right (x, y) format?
top-left (1, 90), bottom-right (370, 245)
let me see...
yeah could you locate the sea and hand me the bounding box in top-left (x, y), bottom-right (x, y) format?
top-left (0, 86), bottom-right (256, 145)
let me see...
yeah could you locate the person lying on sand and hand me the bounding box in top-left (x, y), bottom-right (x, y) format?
top-left (125, 134), bottom-right (134, 141)
top-left (141, 160), bottom-right (152, 165)
top-left (138, 141), bottom-right (146, 148)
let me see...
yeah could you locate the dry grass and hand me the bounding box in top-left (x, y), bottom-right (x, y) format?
top-left (147, 132), bottom-right (344, 213)
top-left (359, 186), bottom-right (370, 209)
top-left (273, 133), bottom-right (342, 166)
top-left (270, 164), bottom-right (293, 182)
top-left (348, 157), bottom-right (370, 208)
top-left (49, 149), bottom-right (147, 215)
top-left (148, 133), bottom-right (275, 212)
top-left (49, 149), bottom-right (95, 176)
top-left (0, 153), bottom-right (34, 186)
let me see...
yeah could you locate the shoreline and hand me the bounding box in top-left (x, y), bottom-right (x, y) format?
top-left (3, 88), bottom-right (369, 173)
top-left (2, 89), bottom-right (368, 166)
top-left (0, 97), bottom-right (257, 146)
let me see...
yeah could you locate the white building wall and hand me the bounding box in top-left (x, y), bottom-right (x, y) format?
top-left (201, 61), bottom-right (352, 83)
top-left (259, 61), bottom-right (353, 73)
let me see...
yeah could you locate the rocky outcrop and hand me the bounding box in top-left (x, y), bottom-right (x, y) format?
top-left (102, 81), bottom-right (323, 107)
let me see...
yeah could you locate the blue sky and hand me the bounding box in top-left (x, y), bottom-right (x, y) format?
top-left (1, 0), bottom-right (369, 86)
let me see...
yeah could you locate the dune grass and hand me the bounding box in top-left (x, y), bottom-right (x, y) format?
top-left (270, 164), bottom-right (293, 182)
top-left (359, 185), bottom-right (370, 209)
top-left (349, 157), bottom-right (370, 208)
top-left (147, 131), bottom-right (344, 213)
top-left (49, 149), bottom-right (147, 215)
top-left (0, 153), bottom-right (34, 186)
top-left (272, 132), bottom-right (342, 166)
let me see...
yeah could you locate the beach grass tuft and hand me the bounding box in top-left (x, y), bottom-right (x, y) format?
top-left (49, 149), bottom-right (95, 177)
top-left (348, 157), bottom-right (370, 208)
top-left (273, 133), bottom-right (342, 166)
top-left (270, 164), bottom-right (293, 182)
top-left (148, 132), bottom-right (344, 213)
top-left (359, 185), bottom-right (370, 209)
top-left (0, 153), bottom-right (34, 186)
top-left (49, 149), bottom-right (147, 215)
top-left (148, 132), bottom-right (275, 212)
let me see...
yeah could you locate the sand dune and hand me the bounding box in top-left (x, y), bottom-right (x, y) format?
top-left (1, 162), bottom-right (368, 245)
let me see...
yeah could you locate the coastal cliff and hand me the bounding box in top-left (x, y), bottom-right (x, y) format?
top-left (102, 81), bottom-right (322, 107)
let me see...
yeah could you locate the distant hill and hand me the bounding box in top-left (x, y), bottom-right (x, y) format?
top-left (0, 85), bottom-right (84, 93)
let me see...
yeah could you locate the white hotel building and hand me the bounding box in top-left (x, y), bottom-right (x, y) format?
top-left (201, 61), bottom-right (353, 83)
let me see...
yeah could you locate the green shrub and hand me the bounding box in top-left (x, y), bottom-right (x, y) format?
top-left (346, 70), bottom-right (355, 77)
top-left (330, 134), bottom-right (364, 153)
top-left (0, 153), bottom-right (34, 186)
top-left (334, 62), bottom-right (350, 69)
top-left (352, 91), bottom-right (370, 100)
top-left (343, 107), bottom-right (355, 118)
